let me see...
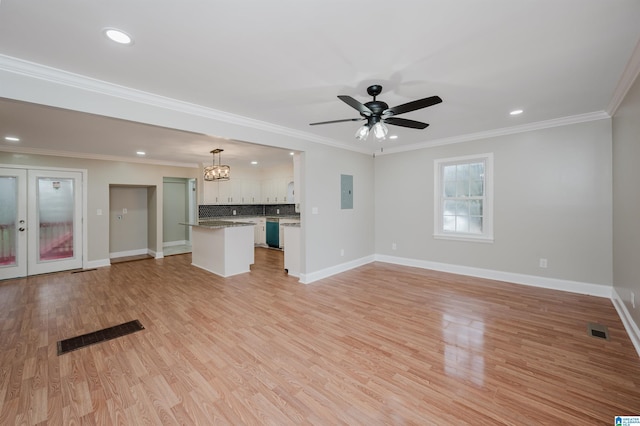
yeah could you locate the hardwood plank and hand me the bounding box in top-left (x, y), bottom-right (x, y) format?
top-left (0, 248), bottom-right (639, 423)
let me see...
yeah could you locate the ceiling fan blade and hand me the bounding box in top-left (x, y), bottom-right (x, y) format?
top-left (338, 95), bottom-right (373, 116)
top-left (309, 118), bottom-right (364, 126)
top-left (384, 117), bottom-right (430, 129)
top-left (385, 95), bottom-right (442, 116)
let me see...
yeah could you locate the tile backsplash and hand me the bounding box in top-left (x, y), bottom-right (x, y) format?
top-left (199, 204), bottom-right (297, 219)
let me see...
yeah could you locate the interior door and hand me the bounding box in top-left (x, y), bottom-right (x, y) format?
top-left (27, 170), bottom-right (83, 275)
top-left (0, 168), bottom-right (28, 280)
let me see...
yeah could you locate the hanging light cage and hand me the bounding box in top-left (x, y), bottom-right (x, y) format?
top-left (204, 149), bottom-right (230, 181)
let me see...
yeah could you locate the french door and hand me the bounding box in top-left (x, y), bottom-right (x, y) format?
top-left (0, 167), bottom-right (83, 280)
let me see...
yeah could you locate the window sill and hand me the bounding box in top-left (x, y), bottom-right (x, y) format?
top-left (433, 233), bottom-right (494, 244)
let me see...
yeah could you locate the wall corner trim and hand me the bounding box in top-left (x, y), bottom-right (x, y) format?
top-left (85, 259), bottom-right (111, 269)
top-left (611, 288), bottom-right (640, 359)
top-left (299, 255), bottom-right (375, 284)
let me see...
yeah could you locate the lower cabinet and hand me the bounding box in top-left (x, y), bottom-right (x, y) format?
top-left (255, 218), bottom-right (266, 246)
top-left (243, 217), bottom-right (266, 246)
top-left (278, 218), bottom-right (301, 249)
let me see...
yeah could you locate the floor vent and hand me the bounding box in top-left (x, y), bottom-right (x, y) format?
top-left (57, 320), bottom-right (144, 355)
top-left (71, 268), bottom-right (97, 274)
top-left (587, 322), bottom-right (610, 340)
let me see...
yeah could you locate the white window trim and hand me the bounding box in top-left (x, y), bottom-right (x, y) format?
top-left (433, 153), bottom-right (494, 243)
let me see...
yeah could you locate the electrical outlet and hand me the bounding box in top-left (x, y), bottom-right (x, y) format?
top-left (539, 258), bottom-right (548, 268)
top-left (392, 243), bottom-right (397, 250)
top-left (97, 209), bottom-right (102, 216)
top-left (122, 208), bottom-right (127, 214)
top-left (277, 209), bottom-right (280, 214)
top-left (232, 210), bottom-right (236, 215)
top-left (340, 249), bottom-right (344, 256)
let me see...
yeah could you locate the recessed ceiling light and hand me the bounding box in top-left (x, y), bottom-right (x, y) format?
top-left (103, 28), bottom-right (133, 45)
top-left (510, 109), bottom-right (523, 115)
top-left (4, 136), bottom-right (20, 142)
top-left (251, 161), bottom-right (258, 165)
top-left (136, 151), bottom-right (146, 156)
top-left (389, 135), bottom-right (398, 140)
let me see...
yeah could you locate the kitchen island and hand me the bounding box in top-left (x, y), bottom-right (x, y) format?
top-left (181, 220), bottom-right (255, 277)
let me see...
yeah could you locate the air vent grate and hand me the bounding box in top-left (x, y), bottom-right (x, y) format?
top-left (587, 322), bottom-right (610, 340)
top-left (57, 320), bottom-right (144, 355)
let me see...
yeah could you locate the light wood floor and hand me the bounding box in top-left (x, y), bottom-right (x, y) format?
top-left (1, 248), bottom-right (639, 424)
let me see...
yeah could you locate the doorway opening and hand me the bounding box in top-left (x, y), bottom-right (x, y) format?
top-left (162, 177), bottom-right (196, 256)
top-left (108, 185), bottom-right (157, 263)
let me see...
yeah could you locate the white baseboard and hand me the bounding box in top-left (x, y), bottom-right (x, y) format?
top-left (163, 240), bottom-right (188, 247)
top-left (299, 255), bottom-right (375, 284)
top-left (611, 288), bottom-right (640, 358)
top-left (85, 258), bottom-right (111, 269)
top-left (374, 254), bottom-right (612, 298)
top-left (149, 249), bottom-right (163, 259)
top-left (109, 248), bottom-right (149, 259)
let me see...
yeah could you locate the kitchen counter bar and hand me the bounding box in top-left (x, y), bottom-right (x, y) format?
top-left (181, 221), bottom-right (255, 277)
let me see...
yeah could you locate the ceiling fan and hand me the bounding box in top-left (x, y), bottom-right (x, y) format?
top-left (310, 85), bottom-right (442, 141)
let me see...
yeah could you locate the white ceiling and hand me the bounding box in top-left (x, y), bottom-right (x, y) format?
top-left (1, 0), bottom-right (640, 166)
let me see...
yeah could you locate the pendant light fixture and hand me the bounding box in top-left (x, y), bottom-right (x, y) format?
top-left (204, 149), bottom-right (230, 181)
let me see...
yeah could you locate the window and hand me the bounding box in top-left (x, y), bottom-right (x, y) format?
top-left (434, 153), bottom-right (493, 242)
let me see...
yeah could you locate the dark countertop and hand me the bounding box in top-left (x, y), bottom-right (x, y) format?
top-left (180, 220), bottom-right (254, 229)
top-left (281, 223), bottom-right (301, 228)
top-left (199, 215), bottom-right (300, 222)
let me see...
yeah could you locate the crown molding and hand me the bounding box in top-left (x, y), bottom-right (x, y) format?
top-left (0, 54), bottom-right (622, 159)
top-left (377, 111), bottom-right (611, 156)
top-left (0, 145), bottom-right (199, 168)
top-left (0, 54), bottom-right (369, 156)
top-left (607, 37), bottom-right (640, 115)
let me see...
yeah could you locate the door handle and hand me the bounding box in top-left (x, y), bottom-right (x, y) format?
top-left (19, 227), bottom-right (25, 232)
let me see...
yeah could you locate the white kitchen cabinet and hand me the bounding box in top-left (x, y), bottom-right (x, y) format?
top-left (278, 218), bottom-right (300, 249)
top-left (262, 177), bottom-right (294, 204)
top-left (217, 180), bottom-right (233, 204)
top-left (262, 178), bottom-right (275, 204)
top-left (241, 180), bottom-right (262, 204)
top-left (205, 179), bottom-right (260, 204)
top-left (240, 217), bottom-right (266, 246)
top-left (255, 218), bottom-right (266, 246)
top-left (203, 181), bottom-right (220, 204)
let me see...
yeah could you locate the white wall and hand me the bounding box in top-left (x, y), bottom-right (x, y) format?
top-left (109, 186), bottom-right (149, 256)
top-left (612, 71), bottom-right (640, 336)
top-left (375, 119), bottom-right (613, 289)
top-left (300, 146), bottom-right (375, 281)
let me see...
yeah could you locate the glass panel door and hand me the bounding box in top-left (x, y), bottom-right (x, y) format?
top-left (0, 168), bottom-right (27, 279)
top-left (37, 177), bottom-right (75, 262)
top-left (28, 170), bottom-right (82, 275)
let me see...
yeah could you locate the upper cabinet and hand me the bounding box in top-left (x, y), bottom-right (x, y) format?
top-left (262, 176), bottom-right (293, 204)
top-left (202, 162), bottom-right (294, 205)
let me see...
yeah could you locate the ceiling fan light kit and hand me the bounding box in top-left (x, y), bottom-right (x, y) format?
top-left (204, 148), bottom-right (230, 181)
top-left (310, 84), bottom-right (442, 141)
top-left (355, 125), bottom-right (370, 140)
